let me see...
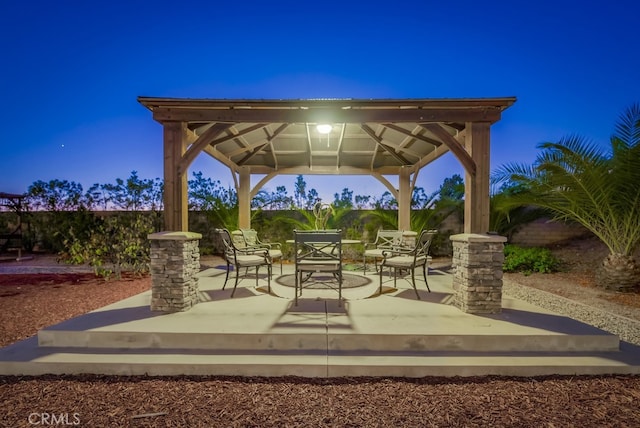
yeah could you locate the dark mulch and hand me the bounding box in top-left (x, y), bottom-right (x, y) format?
top-left (2, 374), bottom-right (640, 427)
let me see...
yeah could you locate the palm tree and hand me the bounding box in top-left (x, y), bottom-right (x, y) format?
top-left (494, 104), bottom-right (640, 290)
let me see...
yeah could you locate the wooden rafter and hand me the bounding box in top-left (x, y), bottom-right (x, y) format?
top-left (238, 123), bottom-right (290, 166)
top-left (381, 123), bottom-right (443, 147)
top-left (209, 123), bottom-right (268, 147)
top-left (361, 124), bottom-right (410, 165)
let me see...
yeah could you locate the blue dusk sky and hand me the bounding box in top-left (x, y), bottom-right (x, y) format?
top-left (1, 0), bottom-right (639, 202)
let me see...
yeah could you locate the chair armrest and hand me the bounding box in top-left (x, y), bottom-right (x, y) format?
top-left (237, 247), bottom-right (268, 257)
top-left (247, 243), bottom-right (270, 250)
top-left (259, 241), bottom-right (282, 250)
top-left (382, 246), bottom-right (414, 258)
top-left (269, 242), bottom-right (282, 250)
top-left (393, 244), bottom-right (414, 254)
top-left (381, 249), bottom-right (398, 258)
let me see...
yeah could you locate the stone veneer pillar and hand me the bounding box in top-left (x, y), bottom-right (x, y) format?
top-left (450, 233), bottom-right (507, 314)
top-left (148, 231), bottom-right (202, 313)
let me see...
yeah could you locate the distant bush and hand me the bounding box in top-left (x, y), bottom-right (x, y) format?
top-left (64, 213), bottom-right (153, 280)
top-left (503, 245), bottom-right (560, 274)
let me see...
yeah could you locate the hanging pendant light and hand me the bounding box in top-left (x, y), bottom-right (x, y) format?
top-left (316, 124), bottom-right (332, 134)
top-left (316, 124), bottom-right (332, 147)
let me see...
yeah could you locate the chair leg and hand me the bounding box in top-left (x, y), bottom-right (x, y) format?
top-left (338, 270), bottom-right (343, 307)
top-left (255, 266), bottom-right (259, 288)
top-left (222, 262), bottom-right (231, 290)
top-left (393, 267), bottom-right (397, 288)
top-left (231, 265), bottom-right (241, 297)
top-left (411, 268), bottom-right (420, 300)
top-left (423, 264), bottom-right (430, 292)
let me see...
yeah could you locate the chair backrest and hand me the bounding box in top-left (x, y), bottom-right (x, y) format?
top-left (294, 229), bottom-right (342, 263)
top-left (229, 230), bottom-right (246, 248)
top-left (216, 228), bottom-right (237, 262)
top-left (415, 229), bottom-right (437, 258)
top-left (375, 230), bottom-right (403, 249)
top-left (240, 228), bottom-right (260, 247)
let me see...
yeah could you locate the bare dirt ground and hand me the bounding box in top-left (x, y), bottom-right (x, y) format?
top-left (1, 241), bottom-right (640, 427)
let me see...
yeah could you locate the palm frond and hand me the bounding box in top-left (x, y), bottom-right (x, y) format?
top-left (613, 103), bottom-right (640, 148)
top-left (493, 105), bottom-right (640, 257)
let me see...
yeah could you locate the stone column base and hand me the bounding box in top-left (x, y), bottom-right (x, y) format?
top-left (148, 231), bottom-right (202, 313)
top-left (450, 233), bottom-right (507, 314)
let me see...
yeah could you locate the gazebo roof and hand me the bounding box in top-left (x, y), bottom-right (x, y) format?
top-left (138, 97), bottom-right (516, 177)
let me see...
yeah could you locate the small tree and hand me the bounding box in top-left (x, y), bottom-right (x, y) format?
top-left (26, 179), bottom-right (96, 253)
top-left (66, 213), bottom-right (154, 279)
top-left (102, 171), bottom-right (162, 211)
top-left (333, 188), bottom-right (354, 209)
top-left (294, 175), bottom-right (306, 208)
top-left (305, 188), bottom-right (321, 209)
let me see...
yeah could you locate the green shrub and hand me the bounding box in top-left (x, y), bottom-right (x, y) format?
top-left (503, 245), bottom-right (560, 274)
top-left (64, 213), bottom-right (154, 279)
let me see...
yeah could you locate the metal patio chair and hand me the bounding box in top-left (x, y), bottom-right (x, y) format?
top-left (363, 229), bottom-right (404, 274)
top-left (239, 228), bottom-right (283, 276)
top-left (293, 229), bottom-right (343, 306)
top-left (216, 228), bottom-right (272, 297)
top-left (379, 229), bottom-right (437, 299)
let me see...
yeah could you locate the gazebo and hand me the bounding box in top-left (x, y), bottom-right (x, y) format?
top-left (139, 96), bottom-right (516, 314)
top-left (137, 97), bottom-right (516, 234)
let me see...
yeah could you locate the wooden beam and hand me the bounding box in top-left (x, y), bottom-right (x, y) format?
top-left (139, 96), bottom-right (517, 110)
top-left (178, 123), bottom-right (231, 175)
top-left (370, 173), bottom-right (398, 199)
top-left (412, 143), bottom-right (451, 171)
top-left (152, 107), bottom-right (504, 124)
top-left (420, 123), bottom-right (476, 176)
top-left (202, 146), bottom-right (238, 173)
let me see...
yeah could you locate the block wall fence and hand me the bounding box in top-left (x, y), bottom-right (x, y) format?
top-left (0, 210), bottom-right (590, 255)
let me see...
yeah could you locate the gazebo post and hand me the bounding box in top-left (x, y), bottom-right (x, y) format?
top-left (451, 121), bottom-right (506, 314)
top-left (464, 122), bottom-right (491, 234)
top-left (398, 167), bottom-right (411, 231)
top-left (163, 122), bottom-right (189, 232)
top-left (238, 167), bottom-right (251, 229)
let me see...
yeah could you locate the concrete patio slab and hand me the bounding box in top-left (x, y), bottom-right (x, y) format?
top-left (1, 263), bottom-right (639, 378)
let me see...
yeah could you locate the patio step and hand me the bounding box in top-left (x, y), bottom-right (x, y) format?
top-left (37, 330), bottom-right (620, 353)
top-left (1, 337), bottom-right (640, 377)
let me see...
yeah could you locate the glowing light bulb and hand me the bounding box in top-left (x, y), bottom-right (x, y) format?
top-left (316, 124), bottom-right (332, 134)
